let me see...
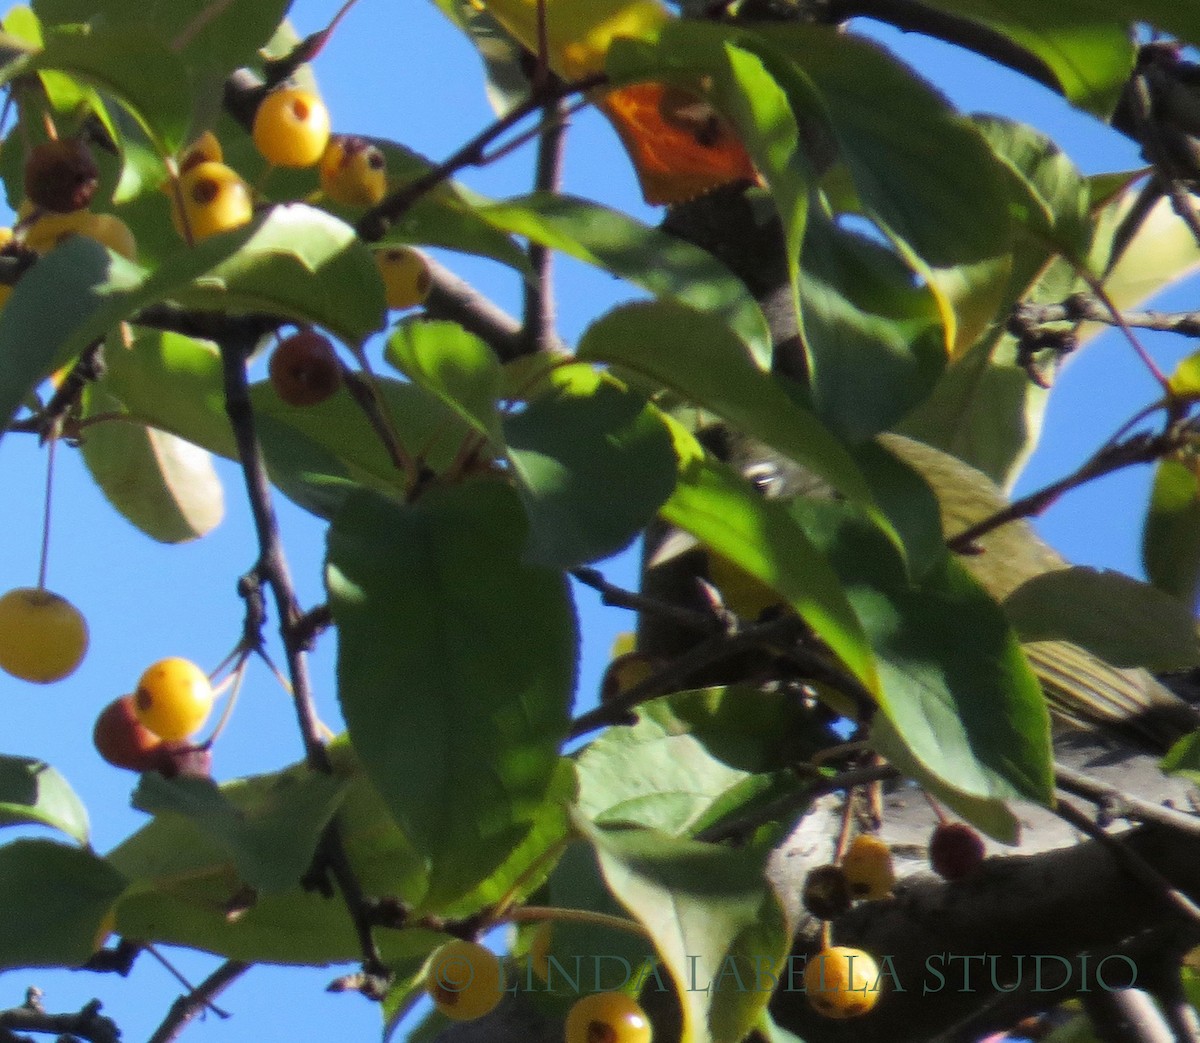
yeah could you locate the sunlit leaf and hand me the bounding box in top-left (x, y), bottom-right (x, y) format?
top-left (585, 821), bottom-right (790, 1043)
top-left (479, 194), bottom-right (772, 366)
top-left (385, 318), bottom-right (503, 442)
top-left (0, 756), bottom-right (89, 845)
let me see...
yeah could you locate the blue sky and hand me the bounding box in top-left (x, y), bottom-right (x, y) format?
top-left (0, 2), bottom-right (1194, 1041)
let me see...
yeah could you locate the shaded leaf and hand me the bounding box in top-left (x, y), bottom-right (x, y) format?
top-left (21, 26), bottom-right (191, 152)
top-left (326, 482), bottom-right (576, 910)
top-left (479, 194), bottom-right (772, 366)
top-left (131, 772), bottom-right (350, 894)
top-left (108, 747), bottom-right (437, 964)
top-left (0, 756), bottom-right (89, 845)
top-left (504, 367), bottom-right (678, 567)
top-left (915, 1), bottom-right (1199, 73)
top-left (800, 209), bottom-right (947, 441)
top-left (760, 24), bottom-right (1014, 267)
top-left (585, 821), bottom-right (790, 1043)
top-left (661, 444), bottom-right (878, 694)
top-left (0, 840), bottom-right (124, 969)
top-left (1004, 567), bottom-right (1200, 671)
top-left (0, 237), bottom-right (143, 437)
top-left (789, 495), bottom-right (1053, 804)
top-left (578, 300), bottom-right (876, 508)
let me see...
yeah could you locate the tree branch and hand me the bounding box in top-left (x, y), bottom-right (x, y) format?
top-left (145, 961), bottom-right (249, 1043)
top-left (0, 992), bottom-right (118, 1043)
top-left (355, 73), bottom-right (605, 243)
top-left (822, 0), bottom-right (1061, 96)
top-left (214, 315), bottom-right (386, 976)
top-left (520, 91), bottom-right (567, 355)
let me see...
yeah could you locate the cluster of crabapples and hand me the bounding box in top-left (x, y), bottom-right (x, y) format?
top-left (0, 582), bottom-right (212, 775)
top-left (5, 82), bottom-right (433, 395)
top-left (423, 937), bottom-right (652, 1042)
top-left (798, 821), bottom-right (987, 1019)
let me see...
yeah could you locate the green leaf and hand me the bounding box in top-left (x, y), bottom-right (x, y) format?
top-left (884, 434), bottom-right (1200, 750)
top-left (33, 0), bottom-right (291, 89)
top-left (100, 329), bottom-right (236, 459)
top-left (385, 318), bottom-right (503, 442)
top-left (577, 687), bottom-right (826, 838)
top-left (478, 194), bottom-right (772, 366)
top-left (172, 204), bottom-right (387, 346)
top-left (790, 496), bottom-right (1053, 804)
top-left (0, 756), bottom-right (89, 845)
top-left (131, 771), bottom-right (349, 894)
top-left (578, 300), bottom-right (876, 508)
top-left (800, 210), bottom-right (947, 442)
top-left (1162, 730), bottom-right (1200, 787)
top-left (585, 822), bottom-right (790, 1043)
top-left (867, 719), bottom-right (1021, 843)
top-left (108, 747), bottom-right (436, 964)
top-left (1144, 458), bottom-right (1200, 605)
top-left (662, 448), bottom-right (878, 694)
top-left (504, 367), bottom-right (678, 567)
top-left (0, 839), bottom-right (124, 969)
top-left (326, 482), bottom-right (577, 910)
top-left (0, 237), bottom-right (143, 436)
top-left (576, 700), bottom-right (755, 836)
top-left (759, 24), bottom-right (1014, 267)
top-left (973, 115), bottom-right (1092, 261)
top-left (22, 26), bottom-right (191, 152)
top-left (1003, 567), bottom-right (1200, 671)
top-left (80, 380), bottom-right (224, 543)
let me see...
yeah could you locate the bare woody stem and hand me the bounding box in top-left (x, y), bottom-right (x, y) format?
top-left (215, 316), bottom-right (386, 974)
top-left (145, 961), bottom-right (249, 1043)
top-left (946, 427), bottom-right (1187, 552)
top-left (355, 73), bottom-right (605, 243)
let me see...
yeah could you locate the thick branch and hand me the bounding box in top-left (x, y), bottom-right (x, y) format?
top-left (0, 995), bottom-right (118, 1043)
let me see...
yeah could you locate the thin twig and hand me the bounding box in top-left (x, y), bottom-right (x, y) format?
top-left (145, 961), bottom-right (249, 1043)
top-left (947, 428), bottom-right (1184, 552)
top-left (215, 316), bottom-right (385, 975)
top-left (1054, 762), bottom-right (1200, 837)
top-left (1053, 798), bottom-right (1200, 926)
top-left (1014, 297), bottom-right (1200, 338)
top-left (521, 90), bottom-right (567, 354)
top-left (355, 73), bottom-right (605, 243)
top-left (570, 566), bottom-right (726, 635)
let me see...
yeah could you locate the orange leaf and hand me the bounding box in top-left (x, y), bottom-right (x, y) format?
top-left (596, 82), bottom-right (759, 206)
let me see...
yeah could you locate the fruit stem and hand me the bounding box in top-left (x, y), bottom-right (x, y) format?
top-left (36, 435), bottom-right (57, 590)
top-left (40, 110), bottom-right (57, 142)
